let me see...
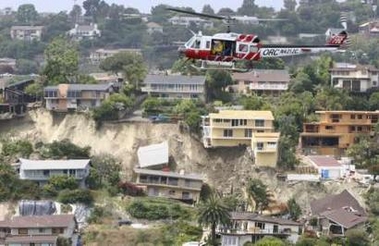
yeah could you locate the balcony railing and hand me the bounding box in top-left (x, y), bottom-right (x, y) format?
top-left (249, 83), bottom-right (288, 91)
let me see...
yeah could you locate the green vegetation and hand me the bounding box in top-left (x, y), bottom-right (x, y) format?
top-left (287, 198), bottom-right (302, 220)
top-left (58, 189), bottom-right (93, 205)
top-left (1, 139), bottom-right (33, 159)
top-left (40, 139), bottom-right (91, 159)
top-left (197, 193), bottom-right (231, 246)
top-left (127, 198), bottom-right (193, 220)
top-left (247, 179), bottom-right (269, 212)
top-left (42, 37), bottom-right (79, 84)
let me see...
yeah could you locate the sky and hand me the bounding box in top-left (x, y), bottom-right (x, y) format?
top-left (0, 0), bottom-right (284, 14)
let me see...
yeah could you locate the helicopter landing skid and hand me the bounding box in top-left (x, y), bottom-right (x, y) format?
top-left (191, 60), bottom-right (249, 73)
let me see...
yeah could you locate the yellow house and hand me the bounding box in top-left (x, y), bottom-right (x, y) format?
top-left (201, 110), bottom-right (275, 148)
top-left (301, 110), bottom-right (379, 156)
top-left (251, 132), bottom-right (280, 167)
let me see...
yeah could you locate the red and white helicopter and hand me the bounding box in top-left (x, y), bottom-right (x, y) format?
top-left (167, 8), bottom-right (349, 71)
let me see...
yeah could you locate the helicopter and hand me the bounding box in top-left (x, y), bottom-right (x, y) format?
top-left (167, 7), bottom-right (349, 72)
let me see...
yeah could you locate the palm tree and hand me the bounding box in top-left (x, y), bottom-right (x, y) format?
top-left (197, 193), bottom-right (231, 246)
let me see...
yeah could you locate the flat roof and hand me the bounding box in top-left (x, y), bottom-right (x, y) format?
top-left (209, 110), bottom-right (274, 120)
top-left (143, 75), bottom-right (206, 85)
top-left (19, 158), bottom-right (90, 170)
top-left (137, 141), bottom-right (169, 168)
top-left (134, 168), bottom-right (204, 181)
top-left (307, 155), bottom-right (342, 167)
top-left (6, 235), bottom-right (58, 244)
top-left (232, 69), bottom-right (290, 82)
top-left (316, 110), bottom-right (379, 114)
top-left (44, 83), bottom-right (113, 92)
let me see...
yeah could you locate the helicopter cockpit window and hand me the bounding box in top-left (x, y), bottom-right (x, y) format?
top-left (185, 37), bottom-right (195, 48)
top-left (192, 39), bottom-right (201, 49)
top-left (238, 44), bottom-right (248, 53)
top-left (206, 41), bottom-right (211, 49)
top-left (250, 45), bottom-right (258, 53)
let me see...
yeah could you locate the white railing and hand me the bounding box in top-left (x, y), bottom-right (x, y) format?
top-left (249, 83), bottom-right (288, 90)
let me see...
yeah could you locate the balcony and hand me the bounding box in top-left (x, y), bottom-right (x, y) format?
top-left (249, 83), bottom-right (288, 91)
top-left (141, 86), bottom-right (203, 94)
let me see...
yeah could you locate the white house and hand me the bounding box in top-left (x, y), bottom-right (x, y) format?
top-left (18, 158), bottom-right (91, 187)
top-left (141, 74), bottom-right (206, 101)
top-left (330, 63), bottom-right (379, 93)
top-left (306, 155), bottom-right (345, 179)
top-left (68, 23), bottom-right (101, 41)
top-left (220, 212), bottom-right (303, 245)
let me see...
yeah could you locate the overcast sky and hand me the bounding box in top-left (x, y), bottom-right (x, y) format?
top-left (0, 0), bottom-right (283, 14)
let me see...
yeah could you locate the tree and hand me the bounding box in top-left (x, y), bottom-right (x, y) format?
top-left (197, 193), bottom-right (231, 246)
top-left (86, 154), bottom-right (121, 189)
top-left (345, 229), bottom-right (370, 246)
top-left (287, 198), bottom-right (302, 220)
top-left (246, 179), bottom-right (269, 212)
top-left (284, 0), bottom-right (297, 11)
top-left (369, 92), bottom-right (379, 110)
top-left (99, 52), bottom-right (147, 90)
top-left (43, 37), bottom-right (79, 84)
top-left (237, 0), bottom-right (258, 16)
top-left (16, 4), bottom-right (38, 24)
top-left (255, 236), bottom-right (286, 246)
top-left (206, 70), bottom-right (233, 101)
top-left (277, 135), bottom-right (300, 170)
top-left (16, 59), bottom-right (39, 75)
top-left (69, 5), bottom-right (82, 23)
top-left (202, 5), bottom-right (215, 15)
top-left (346, 135), bottom-right (379, 169)
top-left (1, 139), bottom-right (33, 159)
top-left (41, 139), bottom-right (91, 159)
top-left (24, 82), bottom-right (44, 99)
top-left (47, 176), bottom-right (79, 191)
top-left (217, 8), bottom-right (235, 16)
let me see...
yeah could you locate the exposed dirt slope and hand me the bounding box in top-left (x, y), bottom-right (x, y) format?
top-left (0, 109), bottom-right (367, 212)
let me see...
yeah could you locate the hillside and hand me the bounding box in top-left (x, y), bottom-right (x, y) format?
top-left (0, 109), bottom-right (367, 214)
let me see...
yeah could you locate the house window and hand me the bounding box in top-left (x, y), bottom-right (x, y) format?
top-left (350, 114), bottom-right (356, 119)
top-left (325, 125), bottom-right (334, 130)
top-left (169, 190), bottom-right (175, 196)
top-left (357, 126), bottom-right (363, 132)
top-left (232, 119), bottom-right (240, 126)
top-left (39, 228), bottom-right (46, 233)
top-left (239, 119), bottom-right (247, 126)
top-left (214, 119), bottom-right (222, 123)
top-left (43, 170), bottom-right (50, 177)
top-left (257, 130), bottom-right (264, 133)
top-left (255, 120), bottom-right (264, 127)
top-left (223, 129), bottom-right (233, 137)
top-left (223, 119), bottom-right (231, 123)
top-left (244, 129), bottom-right (252, 138)
top-left (18, 228), bottom-right (28, 235)
top-left (373, 81), bottom-right (377, 86)
top-left (182, 191), bottom-right (191, 199)
top-left (257, 142), bottom-right (264, 150)
top-left (168, 178), bottom-right (178, 186)
top-left (357, 114), bottom-right (363, 119)
top-left (255, 222), bottom-right (265, 229)
top-left (52, 228), bottom-right (64, 234)
top-left (267, 142), bottom-right (277, 148)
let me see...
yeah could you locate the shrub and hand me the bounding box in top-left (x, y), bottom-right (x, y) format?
top-left (42, 139), bottom-right (90, 159)
top-left (58, 189), bottom-right (93, 205)
top-left (48, 176), bottom-right (79, 191)
top-left (2, 139), bottom-right (33, 158)
top-left (127, 199), bottom-right (192, 220)
top-left (118, 181), bottom-right (144, 196)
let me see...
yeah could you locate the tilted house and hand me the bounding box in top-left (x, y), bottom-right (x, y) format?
top-left (310, 189), bottom-right (367, 237)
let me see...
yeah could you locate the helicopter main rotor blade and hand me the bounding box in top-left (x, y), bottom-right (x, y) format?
top-left (166, 7), bottom-right (232, 21)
